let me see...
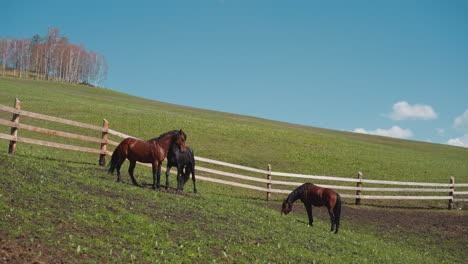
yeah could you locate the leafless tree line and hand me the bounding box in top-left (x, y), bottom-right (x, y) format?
top-left (0, 28), bottom-right (108, 87)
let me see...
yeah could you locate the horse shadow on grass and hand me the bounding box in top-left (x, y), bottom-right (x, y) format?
top-left (138, 182), bottom-right (196, 197)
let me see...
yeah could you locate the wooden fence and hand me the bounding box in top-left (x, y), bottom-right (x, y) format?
top-left (1, 98), bottom-right (467, 209)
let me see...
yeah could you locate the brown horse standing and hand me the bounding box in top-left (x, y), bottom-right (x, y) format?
top-left (108, 130), bottom-right (187, 189)
top-left (281, 183), bottom-right (342, 233)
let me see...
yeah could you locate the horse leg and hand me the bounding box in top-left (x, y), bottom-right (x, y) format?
top-left (128, 161), bottom-right (139, 186)
top-left (305, 203), bottom-right (314, 226)
top-left (191, 166), bottom-right (197, 193)
top-left (116, 164), bottom-right (122, 183)
top-left (116, 157), bottom-right (125, 183)
top-left (176, 165), bottom-right (183, 191)
top-left (156, 162), bottom-right (163, 189)
top-left (152, 162), bottom-right (160, 190)
top-left (165, 165), bottom-right (172, 189)
top-left (181, 166), bottom-right (188, 191)
top-left (328, 206), bottom-right (336, 232)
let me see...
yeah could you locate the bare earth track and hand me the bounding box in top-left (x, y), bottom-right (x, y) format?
top-left (2, 200), bottom-right (466, 263)
top-left (261, 201), bottom-right (467, 260)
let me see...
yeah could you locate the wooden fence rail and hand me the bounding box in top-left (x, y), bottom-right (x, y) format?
top-left (0, 132), bottom-right (110, 155)
top-left (1, 99), bottom-right (467, 209)
top-left (0, 98), bottom-right (118, 164)
top-left (0, 103), bottom-right (107, 132)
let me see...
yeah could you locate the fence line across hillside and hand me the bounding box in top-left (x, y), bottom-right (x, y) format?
top-left (1, 98), bottom-right (467, 209)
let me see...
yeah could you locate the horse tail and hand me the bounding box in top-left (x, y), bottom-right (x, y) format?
top-left (108, 142), bottom-right (126, 174)
top-left (334, 193), bottom-right (342, 233)
top-left (189, 147), bottom-right (197, 193)
top-left (189, 147), bottom-right (195, 177)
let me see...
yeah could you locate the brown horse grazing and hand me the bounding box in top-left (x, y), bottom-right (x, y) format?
top-left (108, 130), bottom-right (187, 189)
top-left (281, 183), bottom-right (341, 233)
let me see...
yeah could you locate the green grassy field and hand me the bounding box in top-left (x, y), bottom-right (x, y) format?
top-left (0, 77), bottom-right (467, 263)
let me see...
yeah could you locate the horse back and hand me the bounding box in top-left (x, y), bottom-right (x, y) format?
top-left (304, 184), bottom-right (338, 207)
top-left (123, 138), bottom-right (158, 163)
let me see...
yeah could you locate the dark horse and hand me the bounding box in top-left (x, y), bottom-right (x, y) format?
top-left (281, 183), bottom-right (341, 233)
top-left (108, 130), bottom-right (187, 189)
top-left (165, 143), bottom-right (197, 193)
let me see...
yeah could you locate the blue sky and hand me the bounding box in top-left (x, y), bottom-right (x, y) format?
top-left (4, 0), bottom-right (468, 147)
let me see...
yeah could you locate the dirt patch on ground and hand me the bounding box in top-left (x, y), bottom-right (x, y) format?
top-left (261, 201), bottom-right (467, 234)
top-left (342, 206), bottom-right (467, 238)
top-left (0, 233), bottom-right (45, 264)
top-left (260, 201), bottom-right (468, 256)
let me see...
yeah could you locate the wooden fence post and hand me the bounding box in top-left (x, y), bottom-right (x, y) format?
top-left (99, 119), bottom-right (109, 166)
top-left (8, 98), bottom-right (21, 154)
top-left (448, 176), bottom-right (455, 210)
top-left (266, 164), bottom-right (272, 201)
top-left (355, 171), bottom-right (363, 205)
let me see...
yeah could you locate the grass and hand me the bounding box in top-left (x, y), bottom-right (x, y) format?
top-left (0, 77), bottom-right (467, 263)
top-left (1, 76), bottom-right (467, 205)
top-left (1, 153), bottom-right (465, 263)
top-left (2, 78), bottom-right (467, 183)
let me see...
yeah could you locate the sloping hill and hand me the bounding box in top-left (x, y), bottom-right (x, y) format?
top-left (0, 77), bottom-right (467, 263)
top-left (1, 77), bottom-right (467, 183)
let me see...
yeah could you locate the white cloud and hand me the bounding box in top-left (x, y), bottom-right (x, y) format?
top-left (353, 126), bottom-right (413, 139)
top-left (447, 134), bottom-right (468, 148)
top-left (353, 128), bottom-right (368, 134)
top-left (389, 101), bottom-right (438, 120)
top-left (454, 110), bottom-right (468, 132)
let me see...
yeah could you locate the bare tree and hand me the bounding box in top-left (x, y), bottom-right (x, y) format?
top-left (44, 27), bottom-right (59, 80)
top-left (96, 54), bottom-right (108, 87)
top-left (30, 34), bottom-right (42, 79)
top-left (12, 38), bottom-right (31, 78)
top-left (0, 37), bottom-right (12, 76)
top-left (0, 28), bottom-right (108, 86)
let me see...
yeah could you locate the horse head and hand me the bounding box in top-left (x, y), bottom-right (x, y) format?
top-left (174, 129), bottom-right (187, 152)
top-left (281, 201), bottom-right (292, 216)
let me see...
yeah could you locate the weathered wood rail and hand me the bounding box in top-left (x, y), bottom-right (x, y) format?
top-left (1, 99), bottom-right (467, 209)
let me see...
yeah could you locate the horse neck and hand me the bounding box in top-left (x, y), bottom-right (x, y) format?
top-left (286, 186), bottom-right (303, 204)
top-left (154, 134), bottom-right (175, 151)
top-left (169, 141), bottom-right (179, 153)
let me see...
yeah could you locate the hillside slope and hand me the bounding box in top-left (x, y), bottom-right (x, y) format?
top-left (1, 150), bottom-right (466, 263)
top-left (0, 77), bottom-right (467, 263)
top-left (1, 77), bottom-right (467, 183)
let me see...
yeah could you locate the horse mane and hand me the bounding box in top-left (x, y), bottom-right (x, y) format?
top-left (149, 130), bottom-right (180, 141)
top-left (286, 183), bottom-right (310, 203)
